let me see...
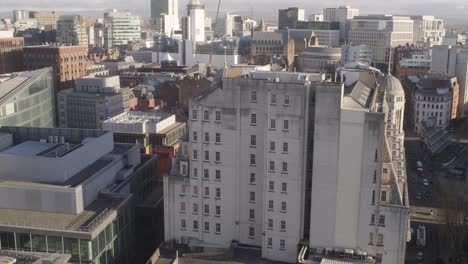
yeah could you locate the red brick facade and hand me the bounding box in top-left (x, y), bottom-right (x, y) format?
top-left (0, 38), bottom-right (24, 74)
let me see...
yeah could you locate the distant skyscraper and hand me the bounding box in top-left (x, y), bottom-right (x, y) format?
top-left (151, 0), bottom-right (180, 35)
top-left (104, 9), bottom-right (141, 49)
top-left (56, 15), bottom-right (88, 47)
top-left (29, 11), bottom-right (59, 30)
top-left (12, 10), bottom-right (30, 23)
top-left (409, 15), bottom-right (444, 45)
top-left (187, 0), bottom-right (205, 42)
top-left (278, 7), bottom-right (305, 30)
top-left (323, 6), bottom-right (359, 43)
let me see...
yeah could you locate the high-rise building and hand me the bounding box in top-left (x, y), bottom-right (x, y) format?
top-left (214, 13), bottom-right (236, 37)
top-left (23, 45), bottom-right (87, 91)
top-left (104, 9), bottom-right (141, 49)
top-left (278, 7), bottom-right (305, 30)
top-left (323, 6), bottom-right (359, 43)
top-left (93, 22), bottom-right (105, 48)
top-left (409, 15), bottom-right (444, 45)
top-left (0, 68), bottom-right (55, 127)
top-left (56, 15), bottom-right (88, 47)
top-left (58, 76), bottom-right (132, 129)
top-left (164, 68), bottom-right (409, 263)
top-left (348, 15), bottom-right (414, 67)
top-left (29, 11), bottom-right (60, 30)
top-left (12, 10), bottom-right (30, 23)
top-left (187, 0), bottom-right (205, 42)
top-left (0, 37), bottom-right (24, 74)
top-left (0, 125), bottom-right (159, 264)
top-left (151, 0), bottom-right (179, 35)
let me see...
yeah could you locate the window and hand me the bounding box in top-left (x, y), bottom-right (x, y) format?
top-left (270, 119), bottom-right (276, 129)
top-left (280, 239), bottom-right (285, 250)
top-left (204, 132), bottom-right (209, 142)
top-left (249, 227), bottom-right (255, 237)
top-left (383, 168), bottom-right (388, 173)
top-left (215, 111), bottom-right (221, 121)
top-left (251, 90), bottom-right (257, 102)
top-left (204, 187), bottom-right (210, 197)
top-left (282, 142), bottom-right (288, 153)
top-left (381, 191), bottom-right (387, 202)
top-left (369, 232), bottom-right (374, 245)
top-left (193, 220), bottom-right (199, 231)
top-left (372, 190), bottom-right (375, 205)
top-left (269, 161), bottom-right (275, 171)
top-left (215, 133), bottom-right (221, 144)
top-left (251, 113), bottom-right (257, 125)
top-left (267, 238), bottom-right (273, 247)
top-left (268, 200), bottom-right (274, 210)
top-left (193, 168), bottom-right (198, 178)
top-left (215, 223), bottom-right (221, 233)
top-left (215, 151), bottom-right (221, 162)
top-left (284, 95), bottom-right (290, 105)
top-left (376, 254), bottom-right (383, 264)
top-left (193, 131), bottom-right (198, 141)
top-left (281, 183), bottom-right (287, 193)
top-left (203, 110), bottom-right (209, 121)
top-left (204, 222), bottom-right (210, 232)
top-left (268, 219), bottom-right (273, 229)
top-left (204, 204), bottom-right (209, 214)
top-left (370, 214), bottom-right (375, 225)
top-left (216, 188), bottom-right (221, 199)
top-left (282, 162), bottom-right (288, 173)
top-left (250, 135), bottom-right (257, 146)
top-left (269, 181), bottom-right (275, 191)
top-left (204, 151), bottom-right (209, 161)
top-left (281, 201), bottom-right (287, 212)
top-left (378, 215), bottom-right (385, 226)
top-left (192, 149), bottom-right (198, 160)
top-left (203, 169), bottom-right (209, 179)
top-left (250, 173), bottom-right (256, 184)
top-left (215, 205), bottom-right (221, 216)
top-left (249, 209), bottom-right (255, 219)
top-left (374, 149), bottom-right (378, 162)
top-left (180, 202), bottom-right (186, 211)
top-left (250, 154), bottom-right (256, 166)
top-left (193, 186), bottom-right (198, 196)
top-left (181, 185), bottom-right (187, 194)
top-left (271, 94), bottom-right (277, 105)
top-left (270, 141), bottom-right (276, 152)
top-left (249, 191), bottom-right (255, 202)
top-left (193, 203), bottom-right (198, 213)
top-left (192, 109), bottom-right (198, 120)
top-left (181, 219), bottom-right (186, 229)
top-left (215, 170), bottom-right (221, 180)
top-left (280, 221), bottom-right (286, 231)
top-left (377, 234), bottom-right (384, 246)
top-left (283, 120), bottom-right (289, 130)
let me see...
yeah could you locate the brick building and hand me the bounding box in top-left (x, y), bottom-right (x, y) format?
top-left (23, 45), bottom-right (87, 91)
top-left (0, 37), bottom-right (24, 74)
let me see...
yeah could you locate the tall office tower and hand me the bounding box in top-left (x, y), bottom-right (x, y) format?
top-left (12, 10), bottom-right (30, 23)
top-left (0, 68), bottom-right (55, 127)
top-left (278, 7), bottom-right (305, 30)
top-left (23, 45), bottom-right (87, 91)
top-left (323, 6), bottom-right (359, 43)
top-left (0, 37), bottom-right (24, 74)
top-left (56, 15), bottom-right (88, 47)
top-left (30, 11), bottom-right (60, 30)
top-left (187, 0), bottom-right (205, 42)
top-left (410, 16), bottom-right (444, 45)
top-left (214, 13), bottom-right (236, 37)
top-left (58, 76), bottom-right (132, 129)
top-left (164, 68), bottom-right (410, 263)
top-left (104, 9), bottom-right (141, 49)
top-left (151, 0), bottom-right (180, 35)
top-left (347, 15), bottom-right (414, 68)
top-left (94, 22), bottom-right (105, 48)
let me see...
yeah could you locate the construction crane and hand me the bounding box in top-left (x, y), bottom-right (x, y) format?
top-left (208, 0), bottom-right (222, 70)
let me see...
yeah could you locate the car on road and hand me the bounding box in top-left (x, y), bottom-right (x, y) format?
top-left (416, 251), bottom-right (424, 261)
top-left (416, 192), bottom-right (422, 200)
top-left (423, 179), bottom-right (429, 186)
top-left (425, 191), bottom-right (432, 200)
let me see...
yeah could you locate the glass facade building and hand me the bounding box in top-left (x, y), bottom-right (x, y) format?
top-left (0, 67), bottom-right (55, 127)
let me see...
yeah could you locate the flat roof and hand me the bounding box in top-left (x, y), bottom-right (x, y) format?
top-left (0, 195), bottom-right (126, 234)
top-left (0, 141), bottom-right (54, 156)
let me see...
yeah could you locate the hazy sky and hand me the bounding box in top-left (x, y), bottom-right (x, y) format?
top-left (0, 0), bottom-right (466, 23)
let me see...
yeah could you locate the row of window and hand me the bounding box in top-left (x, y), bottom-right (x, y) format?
top-left (371, 190), bottom-right (388, 205)
top-left (267, 219), bottom-right (287, 231)
top-left (268, 181), bottom-right (288, 193)
top-left (267, 238), bottom-right (286, 250)
top-left (418, 103), bottom-right (444, 110)
top-left (180, 202), bottom-right (221, 216)
top-left (193, 131), bottom-right (221, 144)
top-left (268, 161), bottom-right (289, 173)
top-left (192, 109), bottom-right (222, 121)
top-left (370, 214), bottom-right (386, 226)
top-left (415, 110), bottom-right (445, 118)
top-left (251, 91), bottom-right (290, 106)
top-left (250, 114), bottom-right (290, 131)
top-left (191, 168), bottom-right (222, 181)
top-left (181, 186), bottom-right (222, 199)
top-left (417, 95), bottom-right (446, 102)
top-left (369, 232), bottom-right (384, 247)
top-left (181, 220), bottom-right (221, 233)
top-left (192, 150), bottom-right (222, 163)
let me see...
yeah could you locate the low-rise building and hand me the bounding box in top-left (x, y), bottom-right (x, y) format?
top-left (250, 31), bottom-right (294, 70)
top-left (396, 52), bottom-right (431, 80)
top-left (296, 46), bottom-right (341, 73)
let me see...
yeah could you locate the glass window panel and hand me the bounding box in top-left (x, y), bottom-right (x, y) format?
top-left (47, 236), bottom-right (62, 253)
top-left (31, 234), bottom-right (47, 252)
top-left (0, 232), bottom-right (15, 250)
top-left (16, 233), bottom-right (31, 251)
top-left (80, 239), bottom-right (92, 261)
top-left (63, 238), bottom-right (79, 261)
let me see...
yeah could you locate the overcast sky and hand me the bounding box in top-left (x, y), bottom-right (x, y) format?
top-left (0, 0), bottom-right (466, 23)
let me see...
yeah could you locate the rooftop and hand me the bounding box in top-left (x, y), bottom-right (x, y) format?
top-left (0, 68), bottom-right (50, 105)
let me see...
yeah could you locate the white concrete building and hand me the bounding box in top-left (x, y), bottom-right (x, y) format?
top-left (430, 45), bottom-right (468, 115)
top-left (323, 6), bottom-right (359, 43)
top-left (309, 14), bottom-right (323, 22)
top-left (410, 15), bottom-right (444, 45)
top-left (348, 15), bottom-right (414, 65)
top-left (104, 9), bottom-right (141, 49)
top-left (151, 0), bottom-right (179, 35)
top-left (187, 0), bottom-right (205, 42)
top-left (164, 67), bottom-right (410, 263)
top-left (12, 10), bottom-right (30, 23)
top-left (341, 44), bottom-right (373, 65)
top-left (214, 13), bottom-right (236, 37)
top-left (56, 15), bottom-right (88, 47)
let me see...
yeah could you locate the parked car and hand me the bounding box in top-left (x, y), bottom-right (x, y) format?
top-left (416, 251), bottom-right (424, 261)
top-left (416, 192), bottom-right (422, 200)
top-left (423, 179), bottom-right (429, 186)
top-left (425, 190), bottom-right (432, 198)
